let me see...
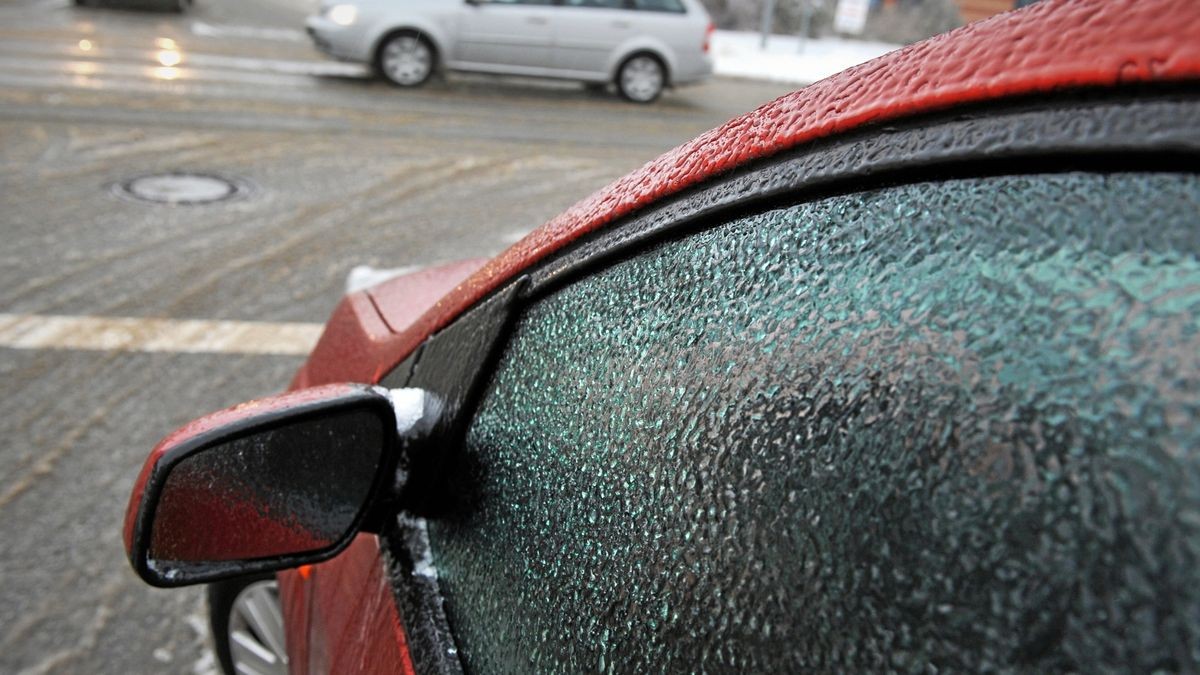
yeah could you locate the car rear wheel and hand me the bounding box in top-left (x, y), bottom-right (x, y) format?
top-left (616, 54), bottom-right (665, 103)
top-left (377, 32), bottom-right (435, 87)
top-left (209, 576), bottom-right (288, 675)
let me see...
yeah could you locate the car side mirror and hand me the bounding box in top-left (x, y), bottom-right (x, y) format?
top-left (123, 383), bottom-right (432, 587)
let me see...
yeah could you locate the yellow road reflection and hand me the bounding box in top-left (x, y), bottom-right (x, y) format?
top-left (156, 49), bottom-right (182, 67)
top-left (67, 61), bottom-right (98, 76)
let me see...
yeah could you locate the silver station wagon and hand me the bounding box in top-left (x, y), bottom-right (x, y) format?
top-left (306, 0), bottom-right (715, 102)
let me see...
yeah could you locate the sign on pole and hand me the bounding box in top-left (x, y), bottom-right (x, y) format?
top-left (833, 0), bottom-right (870, 34)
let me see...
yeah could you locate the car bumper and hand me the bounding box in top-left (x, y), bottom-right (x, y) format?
top-left (673, 53), bottom-right (714, 86)
top-left (305, 15), bottom-right (370, 63)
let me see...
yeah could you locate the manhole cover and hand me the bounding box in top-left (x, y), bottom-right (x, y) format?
top-left (112, 172), bottom-right (251, 205)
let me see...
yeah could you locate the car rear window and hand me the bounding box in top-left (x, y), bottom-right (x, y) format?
top-left (429, 172), bottom-right (1200, 672)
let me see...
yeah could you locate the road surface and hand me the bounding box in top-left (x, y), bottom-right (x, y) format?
top-left (0, 1), bottom-right (797, 672)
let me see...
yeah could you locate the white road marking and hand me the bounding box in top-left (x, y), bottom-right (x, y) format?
top-left (0, 43), bottom-right (368, 78)
top-left (0, 36), bottom-right (367, 98)
top-left (344, 264), bottom-right (421, 294)
top-left (0, 56), bottom-right (365, 89)
top-left (190, 21), bottom-right (307, 43)
top-left (0, 313), bottom-right (323, 355)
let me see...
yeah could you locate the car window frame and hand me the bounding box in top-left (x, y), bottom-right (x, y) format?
top-left (557, 0), bottom-right (626, 10)
top-left (625, 0), bottom-right (687, 13)
top-left (471, 0), bottom-right (562, 7)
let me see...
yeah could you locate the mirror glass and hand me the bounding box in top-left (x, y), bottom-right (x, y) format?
top-left (147, 408), bottom-right (385, 578)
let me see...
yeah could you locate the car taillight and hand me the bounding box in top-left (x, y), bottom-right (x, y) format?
top-left (703, 21), bottom-right (714, 53)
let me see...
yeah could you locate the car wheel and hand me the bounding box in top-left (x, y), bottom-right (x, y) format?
top-left (616, 54), bottom-right (665, 104)
top-left (377, 32), bottom-right (435, 87)
top-left (209, 575), bottom-right (289, 675)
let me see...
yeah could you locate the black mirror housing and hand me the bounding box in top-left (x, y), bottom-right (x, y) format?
top-left (123, 384), bottom-right (403, 587)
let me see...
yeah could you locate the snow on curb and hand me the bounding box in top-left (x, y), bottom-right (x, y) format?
top-left (712, 30), bottom-right (902, 86)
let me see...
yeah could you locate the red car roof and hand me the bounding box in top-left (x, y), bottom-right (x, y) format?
top-left (296, 0), bottom-right (1200, 387)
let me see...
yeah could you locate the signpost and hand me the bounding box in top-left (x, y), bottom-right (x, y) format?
top-left (834, 0), bottom-right (870, 34)
top-left (760, 0), bottom-right (778, 48)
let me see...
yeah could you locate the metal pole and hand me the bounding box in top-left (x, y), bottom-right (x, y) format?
top-left (760, 0), bottom-right (777, 48)
top-left (797, 0), bottom-right (812, 53)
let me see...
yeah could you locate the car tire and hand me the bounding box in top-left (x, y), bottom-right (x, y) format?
top-left (616, 53), bottom-right (666, 104)
top-left (209, 575), bottom-right (289, 675)
top-left (376, 31), bottom-right (436, 88)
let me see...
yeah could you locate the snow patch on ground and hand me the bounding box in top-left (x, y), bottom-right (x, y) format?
top-left (712, 30), bottom-right (902, 86)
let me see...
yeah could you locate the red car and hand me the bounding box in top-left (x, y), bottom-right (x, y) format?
top-left (125, 0), bottom-right (1200, 672)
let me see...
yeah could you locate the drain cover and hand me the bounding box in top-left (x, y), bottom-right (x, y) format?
top-left (113, 172), bottom-right (250, 205)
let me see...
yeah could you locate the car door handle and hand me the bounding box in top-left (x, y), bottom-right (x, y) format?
top-left (527, 16), bottom-right (548, 25)
top-left (612, 20), bottom-right (631, 29)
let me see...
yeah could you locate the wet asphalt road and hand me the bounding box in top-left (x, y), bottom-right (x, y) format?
top-left (0, 0), bottom-right (796, 672)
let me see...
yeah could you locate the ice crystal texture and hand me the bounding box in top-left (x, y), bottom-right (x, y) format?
top-left (430, 173), bottom-right (1200, 672)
